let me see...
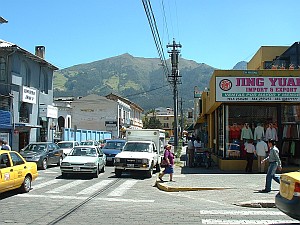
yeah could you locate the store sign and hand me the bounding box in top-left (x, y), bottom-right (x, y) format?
top-left (216, 76), bottom-right (300, 102)
top-left (22, 86), bottom-right (37, 104)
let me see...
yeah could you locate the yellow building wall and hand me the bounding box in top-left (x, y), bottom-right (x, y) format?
top-left (247, 46), bottom-right (288, 70)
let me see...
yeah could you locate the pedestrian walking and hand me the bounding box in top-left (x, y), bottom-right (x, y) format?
top-left (1, 140), bottom-right (11, 150)
top-left (245, 139), bottom-right (255, 173)
top-left (187, 137), bottom-right (194, 167)
top-left (0, 139), bottom-right (3, 149)
top-left (260, 139), bottom-right (282, 193)
top-left (159, 144), bottom-right (174, 182)
top-left (255, 139), bottom-right (268, 173)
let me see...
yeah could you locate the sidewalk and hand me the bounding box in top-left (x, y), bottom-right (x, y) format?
top-left (155, 147), bottom-right (280, 207)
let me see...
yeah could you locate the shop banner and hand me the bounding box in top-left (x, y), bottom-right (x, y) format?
top-left (216, 76), bottom-right (300, 102)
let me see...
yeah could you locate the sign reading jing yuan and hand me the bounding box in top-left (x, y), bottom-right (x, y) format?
top-left (216, 76), bottom-right (300, 102)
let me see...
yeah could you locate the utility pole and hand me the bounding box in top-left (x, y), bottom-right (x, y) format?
top-left (167, 39), bottom-right (182, 150)
top-left (180, 97), bottom-right (184, 139)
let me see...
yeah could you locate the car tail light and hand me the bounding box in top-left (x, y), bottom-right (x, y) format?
top-left (294, 182), bottom-right (300, 197)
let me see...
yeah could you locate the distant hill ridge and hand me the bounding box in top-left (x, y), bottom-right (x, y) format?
top-left (53, 54), bottom-right (247, 110)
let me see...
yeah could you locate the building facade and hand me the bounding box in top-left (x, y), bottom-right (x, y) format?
top-left (0, 40), bottom-right (58, 150)
top-left (194, 42), bottom-right (300, 171)
top-left (54, 94), bottom-right (143, 139)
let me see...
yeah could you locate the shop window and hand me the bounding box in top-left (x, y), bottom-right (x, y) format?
top-left (281, 105), bottom-right (300, 166)
top-left (225, 105), bottom-right (277, 159)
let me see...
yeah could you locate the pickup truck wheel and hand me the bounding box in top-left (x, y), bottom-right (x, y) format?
top-left (156, 163), bottom-right (161, 173)
top-left (146, 167), bottom-right (153, 178)
top-left (115, 169), bottom-right (122, 178)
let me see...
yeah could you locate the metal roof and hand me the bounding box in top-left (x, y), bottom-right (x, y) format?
top-left (0, 39), bottom-right (58, 70)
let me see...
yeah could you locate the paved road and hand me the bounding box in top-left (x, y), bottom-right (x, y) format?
top-left (0, 165), bottom-right (298, 225)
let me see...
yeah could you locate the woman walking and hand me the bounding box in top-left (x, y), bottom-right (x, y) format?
top-left (159, 144), bottom-right (175, 182)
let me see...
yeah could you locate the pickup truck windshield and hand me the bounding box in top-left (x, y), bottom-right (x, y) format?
top-left (123, 143), bottom-right (151, 152)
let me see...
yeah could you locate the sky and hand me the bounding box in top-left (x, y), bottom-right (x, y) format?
top-left (0, 0), bottom-right (299, 70)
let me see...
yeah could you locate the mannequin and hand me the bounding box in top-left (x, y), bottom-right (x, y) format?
top-left (265, 123), bottom-right (278, 141)
top-left (254, 123), bottom-right (265, 141)
top-left (241, 123), bottom-right (253, 141)
top-left (230, 123), bottom-right (241, 140)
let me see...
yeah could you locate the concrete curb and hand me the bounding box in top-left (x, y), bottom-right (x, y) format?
top-left (155, 180), bottom-right (233, 192)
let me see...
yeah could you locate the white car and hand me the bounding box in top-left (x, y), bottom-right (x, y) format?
top-left (60, 146), bottom-right (106, 178)
top-left (57, 141), bottom-right (79, 156)
top-left (80, 140), bottom-right (100, 147)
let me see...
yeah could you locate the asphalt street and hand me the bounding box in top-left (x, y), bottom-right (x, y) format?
top-left (0, 152), bottom-right (299, 225)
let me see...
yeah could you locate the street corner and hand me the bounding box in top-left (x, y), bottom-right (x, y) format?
top-left (154, 178), bottom-right (233, 192)
top-left (234, 200), bottom-right (276, 208)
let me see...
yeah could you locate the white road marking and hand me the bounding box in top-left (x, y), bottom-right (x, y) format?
top-left (44, 171), bottom-right (59, 174)
top-left (77, 180), bottom-right (114, 195)
top-left (199, 210), bottom-right (285, 215)
top-left (107, 180), bottom-right (138, 197)
top-left (17, 194), bottom-right (154, 202)
top-left (32, 179), bottom-right (60, 190)
top-left (202, 219), bottom-right (297, 224)
top-left (46, 180), bottom-right (87, 193)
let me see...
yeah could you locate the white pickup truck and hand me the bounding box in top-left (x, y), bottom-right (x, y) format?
top-left (114, 129), bottom-right (165, 178)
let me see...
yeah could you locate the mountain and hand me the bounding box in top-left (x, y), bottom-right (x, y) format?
top-left (233, 61), bottom-right (247, 70)
top-left (53, 54), bottom-right (216, 111)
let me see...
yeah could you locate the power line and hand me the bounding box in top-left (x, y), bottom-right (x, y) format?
top-left (142, 0), bottom-right (170, 82)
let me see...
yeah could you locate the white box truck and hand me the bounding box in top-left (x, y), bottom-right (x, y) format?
top-left (114, 129), bottom-right (166, 178)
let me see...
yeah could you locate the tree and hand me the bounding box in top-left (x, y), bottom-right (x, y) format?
top-left (142, 111), bottom-right (162, 129)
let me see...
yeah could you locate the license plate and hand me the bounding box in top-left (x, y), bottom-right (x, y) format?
top-left (73, 166), bottom-right (80, 171)
top-left (127, 164), bottom-right (134, 168)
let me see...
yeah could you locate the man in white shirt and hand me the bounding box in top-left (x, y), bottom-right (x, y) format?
top-left (255, 139), bottom-right (268, 173)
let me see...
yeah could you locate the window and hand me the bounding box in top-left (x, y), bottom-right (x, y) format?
top-left (10, 152), bottom-right (25, 166)
top-left (0, 57), bottom-right (6, 82)
top-left (21, 61), bottom-right (31, 86)
top-left (0, 153), bottom-right (11, 167)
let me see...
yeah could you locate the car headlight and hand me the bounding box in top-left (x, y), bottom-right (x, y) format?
top-left (142, 159), bottom-right (149, 164)
top-left (32, 155), bottom-right (41, 160)
top-left (85, 162), bottom-right (96, 167)
top-left (115, 158), bottom-right (120, 163)
top-left (61, 162), bottom-right (70, 166)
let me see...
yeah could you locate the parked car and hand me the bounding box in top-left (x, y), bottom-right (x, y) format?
top-left (80, 140), bottom-right (99, 147)
top-left (60, 146), bottom-right (106, 178)
top-left (102, 139), bottom-right (126, 165)
top-left (20, 142), bottom-right (64, 170)
top-left (0, 150), bottom-right (38, 193)
top-left (275, 170), bottom-right (300, 221)
top-left (57, 141), bottom-right (79, 156)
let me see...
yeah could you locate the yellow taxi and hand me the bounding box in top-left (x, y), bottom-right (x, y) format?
top-left (275, 170), bottom-right (300, 221)
top-left (0, 150), bottom-right (38, 194)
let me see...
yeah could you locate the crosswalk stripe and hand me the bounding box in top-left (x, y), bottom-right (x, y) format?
top-left (107, 180), bottom-right (138, 197)
top-left (32, 179), bottom-right (60, 190)
top-left (199, 210), bottom-right (284, 216)
top-left (17, 194), bottom-right (154, 202)
top-left (46, 180), bottom-right (87, 193)
top-left (77, 180), bottom-right (114, 195)
top-left (202, 219), bottom-right (297, 224)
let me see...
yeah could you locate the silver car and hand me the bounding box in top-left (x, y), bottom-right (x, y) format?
top-left (60, 146), bottom-right (106, 178)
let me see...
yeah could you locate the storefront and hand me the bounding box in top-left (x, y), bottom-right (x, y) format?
top-left (199, 70), bottom-right (300, 171)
